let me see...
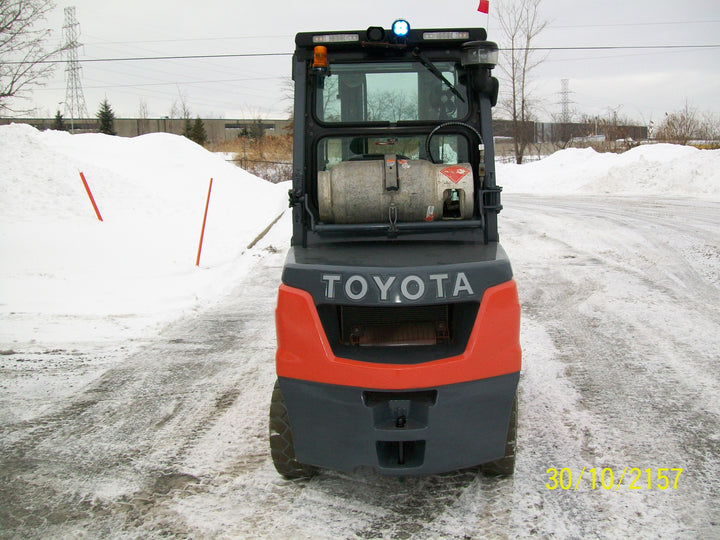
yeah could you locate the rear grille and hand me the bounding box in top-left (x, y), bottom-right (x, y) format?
top-left (340, 305), bottom-right (450, 347)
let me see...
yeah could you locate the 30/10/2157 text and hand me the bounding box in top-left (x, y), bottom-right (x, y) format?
top-left (546, 467), bottom-right (683, 491)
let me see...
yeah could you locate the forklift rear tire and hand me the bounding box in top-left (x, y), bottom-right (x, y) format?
top-left (480, 394), bottom-right (518, 477)
top-left (269, 379), bottom-right (317, 479)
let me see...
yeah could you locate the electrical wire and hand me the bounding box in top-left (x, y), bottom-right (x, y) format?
top-left (3, 52), bottom-right (292, 65)
top-left (3, 44), bottom-right (719, 65)
top-left (549, 19), bottom-right (720, 29)
top-left (510, 44), bottom-right (720, 52)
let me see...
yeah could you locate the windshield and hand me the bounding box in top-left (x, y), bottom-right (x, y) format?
top-left (315, 61), bottom-right (468, 124)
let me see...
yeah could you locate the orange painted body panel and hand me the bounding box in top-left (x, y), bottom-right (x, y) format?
top-left (275, 281), bottom-right (521, 390)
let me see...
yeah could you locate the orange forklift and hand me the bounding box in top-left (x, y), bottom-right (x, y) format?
top-left (270, 20), bottom-right (521, 477)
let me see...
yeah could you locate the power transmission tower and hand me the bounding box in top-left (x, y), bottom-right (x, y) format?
top-left (62, 7), bottom-right (88, 131)
top-left (559, 78), bottom-right (573, 123)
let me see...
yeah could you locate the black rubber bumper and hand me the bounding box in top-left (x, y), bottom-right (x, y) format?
top-left (278, 373), bottom-right (520, 476)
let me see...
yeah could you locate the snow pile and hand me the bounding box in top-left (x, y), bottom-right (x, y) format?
top-left (499, 144), bottom-right (720, 199)
top-left (0, 123), bottom-right (288, 343)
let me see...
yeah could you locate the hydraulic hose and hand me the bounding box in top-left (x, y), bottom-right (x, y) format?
top-left (426, 121), bottom-right (483, 164)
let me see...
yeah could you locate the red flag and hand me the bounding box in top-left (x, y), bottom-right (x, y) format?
top-left (478, 0), bottom-right (489, 13)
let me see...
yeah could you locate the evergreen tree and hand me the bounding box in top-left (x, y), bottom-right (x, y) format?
top-left (182, 117), bottom-right (193, 139)
top-left (190, 116), bottom-right (207, 146)
top-left (96, 98), bottom-right (117, 135)
top-left (52, 110), bottom-right (66, 131)
top-left (249, 117), bottom-right (265, 140)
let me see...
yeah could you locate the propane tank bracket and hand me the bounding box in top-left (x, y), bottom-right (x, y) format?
top-left (384, 154), bottom-right (399, 191)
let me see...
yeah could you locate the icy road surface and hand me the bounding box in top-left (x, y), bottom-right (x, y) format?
top-left (1, 196), bottom-right (719, 539)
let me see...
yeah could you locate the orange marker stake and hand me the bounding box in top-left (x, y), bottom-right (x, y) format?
top-left (79, 171), bottom-right (103, 221)
top-left (196, 178), bottom-right (213, 266)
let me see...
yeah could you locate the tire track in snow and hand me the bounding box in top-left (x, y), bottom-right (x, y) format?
top-left (0, 223), bottom-right (288, 538)
top-left (502, 195), bottom-right (720, 537)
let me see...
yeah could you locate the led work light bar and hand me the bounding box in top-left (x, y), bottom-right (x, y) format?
top-left (312, 33), bottom-right (360, 44)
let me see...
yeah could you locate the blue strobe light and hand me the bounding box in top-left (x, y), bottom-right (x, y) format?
top-left (392, 19), bottom-right (410, 37)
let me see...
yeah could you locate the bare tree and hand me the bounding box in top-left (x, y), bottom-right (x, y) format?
top-left (169, 88), bottom-right (192, 135)
top-left (698, 111), bottom-right (720, 145)
top-left (656, 103), bottom-right (700, 145)
top-left (137, 98), bottom-right (149, 135)
top-left (598, 107), bottom-right (642, 150)
top-left (367, 90), bottom-right (418, 122)
top-left (550, 114), bottom-right (575, 150)
top-left (318, 76), bottom-right (340, 122)
top-left (496, 0), bottom-right (549, 164)
top-left (0, 0), bottom-right (67, 114)
top-left (281, 77), bottom-right (294, 117)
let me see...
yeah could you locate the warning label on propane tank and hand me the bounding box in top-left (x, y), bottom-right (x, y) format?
top-left (440, 166), bottom-right (471, 183)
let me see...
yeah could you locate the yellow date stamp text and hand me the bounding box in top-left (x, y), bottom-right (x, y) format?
top-left (545, 467), bottom-right (683, 491)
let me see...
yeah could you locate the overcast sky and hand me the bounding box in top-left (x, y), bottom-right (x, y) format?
top-left (18, 0), bottom-right (720, 125)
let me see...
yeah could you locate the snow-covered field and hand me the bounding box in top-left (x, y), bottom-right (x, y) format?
top-left (1, 124), bottom-right (719, 538)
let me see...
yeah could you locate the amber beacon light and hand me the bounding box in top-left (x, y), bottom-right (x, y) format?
top-left (313, 45), bottom-right (328, 70)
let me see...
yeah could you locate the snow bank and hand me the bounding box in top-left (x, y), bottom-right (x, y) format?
top-left (0, 123), bottom-right (288, 343)
top-left (499, 144), bottom-right (720, 199)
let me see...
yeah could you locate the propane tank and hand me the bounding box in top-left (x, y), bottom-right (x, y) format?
top-left (318, 156), bottom-right (474, 224)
